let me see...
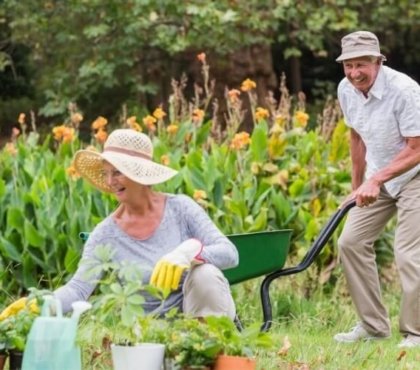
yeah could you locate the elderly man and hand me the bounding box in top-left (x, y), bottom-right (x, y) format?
top-left (334, 31), bottom-right (420, 348)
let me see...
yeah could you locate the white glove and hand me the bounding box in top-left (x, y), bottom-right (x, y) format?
top-left (150, 239), bottom-right (204, 291)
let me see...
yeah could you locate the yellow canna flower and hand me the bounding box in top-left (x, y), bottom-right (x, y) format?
top-left (192, 109), bottom-right (205, 123)
top-left (91, 116), bottom-right (108, 130)
top-left (251, 162), bottom-right (261, 175)
top-left (294, 110), bottom-right (309, 128)
top-left (166, 124), bottom-right (179, 135)
top-left (193, 189), bottom-right (207, 201)
top-left (268, 134), bottom-right (286, 159)
top-left (240, 78), bottom-right (256, 92)
top-left (160, 155), bottom-right (170, 166)
top-left (230, 132), bottom-right (251, 150)
top-left (255, 107), bottom-right (269, 122)
top-left (275, 115), bottom-right (286, 127)
top-left (153, 107), bottom-right (167, 120)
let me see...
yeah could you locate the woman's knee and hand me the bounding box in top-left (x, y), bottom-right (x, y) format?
top-left (183, 264), bottom-right (235, 319)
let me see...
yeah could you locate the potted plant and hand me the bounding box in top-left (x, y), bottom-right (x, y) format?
top-left (84, 245), bottom-right (166, 370)
top-left (163, 312), bottom-right (222, 370)
top-left (206, 316), bottom-right (274, 370)
top-left (0, 308), bottom-right (37, 370)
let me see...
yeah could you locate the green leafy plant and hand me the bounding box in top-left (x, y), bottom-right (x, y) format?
top-left (205, 316), bottom-right (274, 358)
top-left (164, 313), bottom-right (222, 369)
top-left (83, 244), bottom-right (165, 346)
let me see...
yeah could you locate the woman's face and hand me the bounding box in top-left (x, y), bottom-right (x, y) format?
top-left (343, 56), bottom-right (381, 95)
top-left (102, 162), bottom-right (139, 202)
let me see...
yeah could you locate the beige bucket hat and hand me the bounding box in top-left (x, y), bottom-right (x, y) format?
top-left (73, 129), bottom-right (178, 192)
top-left (336, 31), bottom-right (386, 62)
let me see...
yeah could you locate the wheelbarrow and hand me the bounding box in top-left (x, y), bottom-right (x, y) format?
top-left (223, 200), bottom-right (356, 331)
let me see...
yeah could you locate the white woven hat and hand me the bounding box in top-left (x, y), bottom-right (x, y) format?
top-left (73, 129), bottom-right (178, 192)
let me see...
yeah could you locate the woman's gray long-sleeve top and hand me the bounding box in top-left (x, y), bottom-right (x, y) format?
top-left (54, 194), bottom-right (239, 314)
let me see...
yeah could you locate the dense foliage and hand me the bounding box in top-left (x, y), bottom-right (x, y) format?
top-left (1, 0), bottom-right (419, 126)
top-left (0, 60), bottom-right (356, 300)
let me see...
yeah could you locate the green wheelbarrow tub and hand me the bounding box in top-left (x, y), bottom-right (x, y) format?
top-left (224, 230), bottom-right (292, 285)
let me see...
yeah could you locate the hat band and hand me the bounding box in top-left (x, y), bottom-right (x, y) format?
top-left (104, 146), bottom-right (152, 160)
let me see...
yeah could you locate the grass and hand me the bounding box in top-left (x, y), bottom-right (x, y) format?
top-left (234, 264), bottom-right (420, 370)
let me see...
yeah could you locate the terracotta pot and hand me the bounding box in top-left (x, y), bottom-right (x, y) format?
top-left (213, 354), bottom-right (256, 370)
top-left (0, 352), bottom-right (7, 370)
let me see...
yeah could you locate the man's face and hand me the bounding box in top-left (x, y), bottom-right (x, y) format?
top-left (342, 56), bottom-right (381, 94)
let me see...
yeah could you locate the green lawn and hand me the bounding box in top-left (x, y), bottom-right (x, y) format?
top-left (235, 265), bottom-right (420, 370)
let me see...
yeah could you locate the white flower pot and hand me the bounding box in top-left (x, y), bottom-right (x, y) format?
top-left (111, 343), bottom-right (165, 370)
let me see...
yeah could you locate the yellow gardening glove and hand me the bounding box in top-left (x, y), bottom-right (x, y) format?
top-left (150, 239), bottom-right (204, 291)
top-left (0, 297), bottom-right (39, 321)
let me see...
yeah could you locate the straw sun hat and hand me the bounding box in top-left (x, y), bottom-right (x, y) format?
top-left (73, 129), bottom-right (178, 192)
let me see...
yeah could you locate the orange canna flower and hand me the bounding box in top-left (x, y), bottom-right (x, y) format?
top-left (240, 78), bottom-right (256, 92)
top-left (143, 115), bottom-right (157, 132)
top-left (192, 109), bottom-right (205, 123)
top-left (62, 127), bottom-right (75, 143)
top-left (4, 142), bottom-right (17, 156)
top-left (11, 127), bottom-right (20, 140)
top-left (193, 189), bottom-right (207, 201)
top-left (52, 125), bottom-right (66, 141)
top-left (91, 116), bottom-right (108, 130)
top-left (18, 113), bottom-right (26, 125)
top-left (227, 89), bottom-right (241, 103)
top-left (197, 52), bottom-right (206, 63)
top-left (160, 155), bottom-right (170, 166)
top-left (255, 107), bottom-right (269, 122)
top-left (94, 128), bottom-right (108, 144)
top-left (126, 116), bottom-right (142, 131)
top-left (153, 107), bottom-right (167, 120)
top-left (294, 110), bottom-right (309, 128)
top-left (66, 164), bottom-right (80, 179)
top-left (71, 113), bottom-right (83, 126)
top-left (230, 131), bottom-right (251, 150)
top-left (166, 124), bottom-right (179, 135)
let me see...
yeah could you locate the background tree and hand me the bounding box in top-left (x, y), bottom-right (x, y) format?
top-left (1, 0), bottom-right (419, 134)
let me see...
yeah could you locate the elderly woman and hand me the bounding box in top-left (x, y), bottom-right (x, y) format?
top-left (2, 129), bottom-right (238, 320)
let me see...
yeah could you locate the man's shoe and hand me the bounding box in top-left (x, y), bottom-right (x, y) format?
top-left (398, 335), bottom-right (420, 348)
top-left (334, 322), bottom-right (389, 343)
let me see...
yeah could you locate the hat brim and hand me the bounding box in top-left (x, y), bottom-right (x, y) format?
top-left (336, 51), bottom-right (386, 62)
top-left (73, 149), bottom-right (178, 192)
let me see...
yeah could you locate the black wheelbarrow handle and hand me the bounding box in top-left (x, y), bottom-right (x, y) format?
top-left (260, 199), bottom-right (356, 331)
